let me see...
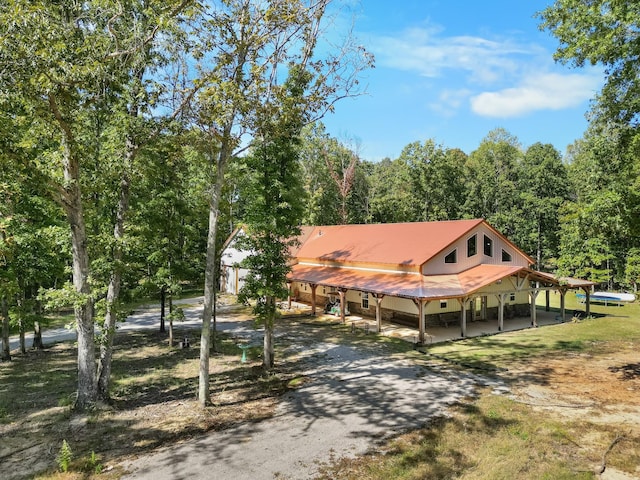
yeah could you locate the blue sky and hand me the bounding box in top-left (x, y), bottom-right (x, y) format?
top-left (321, 0), bottom-right (604, 162)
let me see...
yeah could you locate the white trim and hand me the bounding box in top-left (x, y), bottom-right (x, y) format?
top-left (298, 261), bottom-right (421, 276)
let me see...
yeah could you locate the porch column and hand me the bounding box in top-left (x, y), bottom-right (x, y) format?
top-left (458, 297), bottom-right (468, 338)
top-left (412, 299), bottom-right (426, 344)
top-left (545, 290), bottom-right (550, 311)
top-left (287, 281), bottom-right (292, 309)
top-left (310, 283), bottom-right (318, 316)
top-left (338, 287), bottom-right (348, 323)
top-left (481, 296), bottom-right (487, 321)
top-left (583, 288), bottom-right (591, 317)
top-left (530, 289), bottom-right (540, 327)
top-left (373, 294), bottom-right (385, 333)
top-left (559, 288), bottom-right (567, 322)
top-left (470, 297), bottom-right (476, 322)
top-left (496, 293), bottom-right (506, 331)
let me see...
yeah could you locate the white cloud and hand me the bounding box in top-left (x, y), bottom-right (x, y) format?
top-left (470, 72), bottom-right (602, 118)
top-left (429, 89), bottom-right (472, 117)
top-left (371, 26), bottom-right (532, 84)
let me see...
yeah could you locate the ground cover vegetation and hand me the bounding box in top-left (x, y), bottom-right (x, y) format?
top-left (1, 302), bottom-right (638, 479)
top-left (1, 0), bottom-right (640, 476)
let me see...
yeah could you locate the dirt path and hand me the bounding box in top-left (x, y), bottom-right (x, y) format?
top-left (122, 338), bottom-right (501, 480)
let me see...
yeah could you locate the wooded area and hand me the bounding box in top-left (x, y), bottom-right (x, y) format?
top-left (1, 0), bottom-right (640, 411)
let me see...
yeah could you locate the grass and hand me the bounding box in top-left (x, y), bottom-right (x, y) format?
top-left (316, 300), bottom-right (640, 480)
top-left (3, 297), bottom-right (640, 480)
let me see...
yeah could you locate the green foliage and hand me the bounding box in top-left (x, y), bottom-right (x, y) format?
top-left (56, 439), bottom-right (73, 473)
top-left (538, 0), bottom-right (640, 126)
top-left (238, 68), bottom-right (309, 328)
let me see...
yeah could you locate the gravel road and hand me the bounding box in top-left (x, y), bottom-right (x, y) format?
top-left (123, 335), bottom-right (502, 480)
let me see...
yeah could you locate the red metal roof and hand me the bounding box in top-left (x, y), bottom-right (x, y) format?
top-left (288, 263), bottom-right (543, 300)
top-left (295, 219), bottom-right (485, 268)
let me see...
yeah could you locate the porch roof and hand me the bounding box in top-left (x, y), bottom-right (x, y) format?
top-left (288, 263), bottom-right (564, 301)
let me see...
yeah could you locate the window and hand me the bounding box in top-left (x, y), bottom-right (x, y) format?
top-left (444, 249), bottom-right (457, 263)
top-left (483, 235), bottom-right (493, 257)
top-left (467, 234), bottom-right (477, 257)
top-left (322, 287), bottom-right (326, 294)
top-left (362, 292), bottom-right (369, 309)
top-left (440, 300), bottom-right (447, 309)
top-left (502, 249), bottom-right (512, 262)
top-left (510, 293), bottom-right (516, 302)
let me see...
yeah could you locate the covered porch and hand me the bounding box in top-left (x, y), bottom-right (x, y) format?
top-left (286, 265), bottom-right (595, 345)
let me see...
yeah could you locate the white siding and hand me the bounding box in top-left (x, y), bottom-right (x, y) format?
top-left (423, 224), bottom-right (530, 275)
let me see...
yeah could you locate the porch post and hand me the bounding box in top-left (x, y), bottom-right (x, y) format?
top-left (559, 288), bottom-right (566, 322)
top-left (530, 289), bottom-right (540, 327)
top-left (412, 299), bottom-right (425, 344)
top-left (470, 297), bottom-right (476, 322)
top-left (458, 298), bottom-right (467, 338)
top-left (481, 296), bottom-right (487, 320)
top-left (338, 287), bottom-right (348, 323)
top-left (287, 281), bottom-right (292, 309)
top-left (373, 294), bottom-right (385, 333)
top-left (496, 293), bottom-right (506, 331)
top-left (310, 283), bottom-right (318, 316)
top-left (545, 290), bottom-right (550, 311)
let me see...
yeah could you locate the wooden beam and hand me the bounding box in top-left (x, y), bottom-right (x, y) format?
top-left (496, 293), bottom-right (506, 331)
top-left (373, 293), bottom-right (385, 333)
top-left (310, 283), bottom-right (317, 316)
top-left (458, 297), bottom-right (467, 338)
top-left (338, 288), bottom-right (348, 323)
top-left (530, 289), bottom-right (540, 327)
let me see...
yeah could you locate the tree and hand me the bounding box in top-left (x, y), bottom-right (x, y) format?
top-left (238, 68), bottom-right (308, 369)
top-left (463, 129), bottom-right (523, 238)
top-left (193, 0), bottom-right (372, 406)
top-left (400, 140), bottom-right (466, 222)
top-left (516, 143), bottom-right (569, 269)
top-left (538, 0), bottom-right (640, 126)
top-left (556, 129), bottom-right (631, 285)
top-left (0, 0), bottom-right (197, 408)
top-left (367, 158), bottom-right (415, 223)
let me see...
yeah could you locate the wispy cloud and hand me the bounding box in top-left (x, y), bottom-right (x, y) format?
top-left (371, 26), bottom-right (531, 84)
top-left (470, 72), bottom-right (602, 117)
top-left (370, 25), bottom-right (602, 117)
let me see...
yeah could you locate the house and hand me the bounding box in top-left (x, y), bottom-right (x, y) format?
top-left (221, 219), bottom-right (594, 343)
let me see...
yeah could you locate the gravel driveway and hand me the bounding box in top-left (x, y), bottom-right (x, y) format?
top-left (123, 322), bottom-right (503, 480)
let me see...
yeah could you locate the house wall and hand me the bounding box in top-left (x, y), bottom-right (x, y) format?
top-left (220, 233), bottom-right (251, 295)
top-left (423, 224), bottom-right (530, 275)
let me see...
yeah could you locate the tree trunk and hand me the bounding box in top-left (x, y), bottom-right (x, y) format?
top-left (160, 285), bottom-right (166, 333)
top-left (199, 127), bottom-right (233, 407)
top-left (168, 292), bottom-right (174, 348)
top-left (96, 152), bottom-right (132, 402)
top-left (50, 93), bottom-right (97, 410)
top-left (18, 317), bottom-right (25, 354)
top-left (68, 203), bottom-right (97, 410)
top-left (263, 299), bottom-right (275, 370)
top-left (33, 321), bottom-right (44, 350)
top-left (1, 296), bottom-right (11, 361)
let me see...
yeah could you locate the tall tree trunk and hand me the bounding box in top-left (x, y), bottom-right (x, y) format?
top-left (97, 149), bottom-right (132, 402)
top-left (199, 127), bottom-right (233, 407)
top-left (160, 284), bottom-right (166, 333)
top-left (33, 321), bottom-right (44, 350)
top-left (1, 296), bottom-right (11, 361)
top-left (263, 296), bottom-right (275, 370)
top-left (68, 202), bottom-right (97, 410)
top-left (18, 317), bottom-right (25, 354)
top-left (168, 291), bottom-right (174, 347)
top-left (50, 92), bottom-right (97, 410)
